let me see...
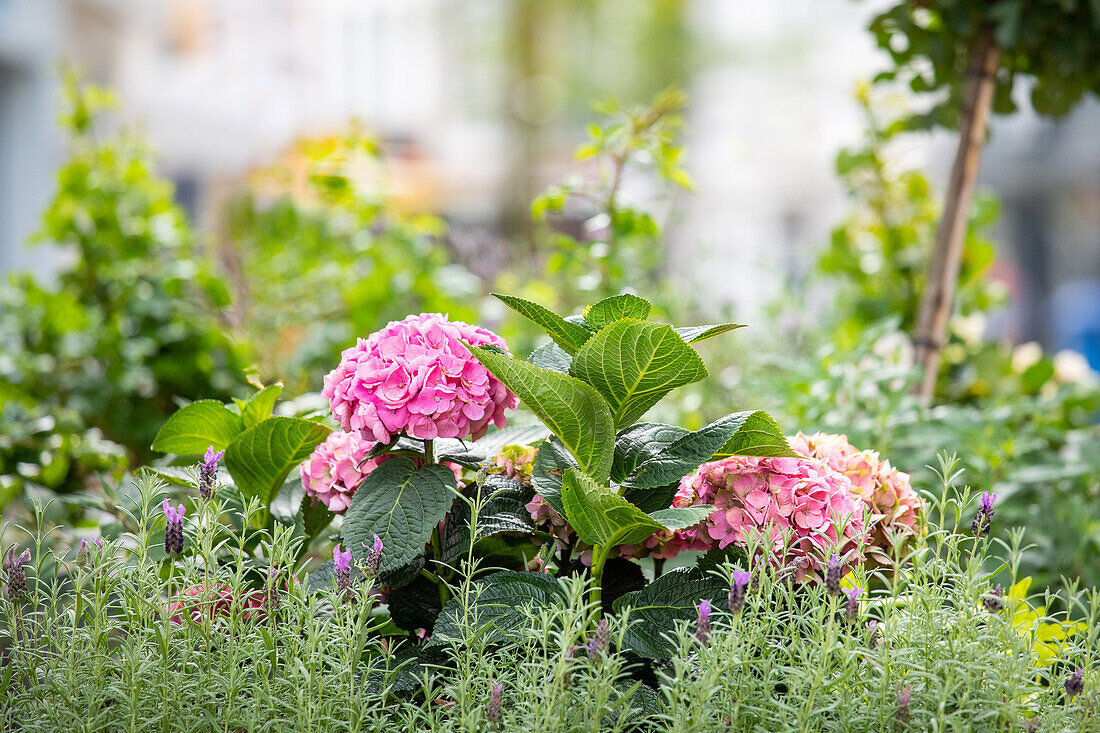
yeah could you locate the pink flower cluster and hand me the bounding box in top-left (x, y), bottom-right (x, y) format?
top-left (789, 432), bottom-right (923, 559)
top-left (167, 585), bottom-right (266, 625)
top-left (301, 430), bottom-right (392, 513)
top-left (323, 313), bottom-right (519, 443)
top-left (670, 455), bottom-right (868, 581)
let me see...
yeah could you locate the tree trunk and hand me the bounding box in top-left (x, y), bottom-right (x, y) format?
top-left (913, 26), bottom-right (1000, 401)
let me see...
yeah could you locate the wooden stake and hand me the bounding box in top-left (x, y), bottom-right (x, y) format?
top-left (913, 26), bottom-right (1000, 401)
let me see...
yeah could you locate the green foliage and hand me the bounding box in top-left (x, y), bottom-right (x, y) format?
top-left (0, 73), bottom-right (247, 507)
top-left (866, 0), bottom-right (1100, 126)
top-left (820, 86), bottom-right (1005, 345)
top-left (223, 131), bottom-right (479, 393)
top-left (152, 386), bottom-right (329, 528)
top-left (4, 470), bottom-right (1099, 732)
top-left (508, 89), bottom-right (693, 318)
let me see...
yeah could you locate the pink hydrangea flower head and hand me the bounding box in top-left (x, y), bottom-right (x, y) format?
top-left (322, 313), bottom-right (519, 443)
top-left (789, 432), bottom-right (923, 559)
top-left (672, 455), bottom-right (867, 582)
top-left (301, 430), bottom-right (391, 513)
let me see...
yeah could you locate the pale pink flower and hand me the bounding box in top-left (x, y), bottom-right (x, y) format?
top-left (789, 432), bottom-right (922, 559)
top-left (301, 430), bottom-right (391, 513)
top-left (671, 455), bottom-right (867, 582)
top-left (489, 445), bottom-right (539, 485)
top-left (322, 313), bottom-right (519, 444)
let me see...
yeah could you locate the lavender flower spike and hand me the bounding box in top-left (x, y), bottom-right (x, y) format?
top-left (586, 619), bottom-right (610, 660)
top-left (163, 500), bottom-right (186, 557)
top-left (972, 491), bottom-right (996, 537)
top-left (895, 685), bottom-right (912, 727)
top-left (334, 544), bottom-right (354, 596)
top-left (199, 445), bottom-right (224, 500)
top-left (696, 599), bottom-right (713, 644)
top-left (1065, 668), bottom-right (1084, 697)
top-left (2, 546), bottom-right (31, 602)
top-left (844, 586), bottom-right (862, 622)
top-left (728, 569), bottom-right (751, 613)
top-left (365, 534), bottom-right (383, 578)
top-left (486, 679), bottom-right (503, 726)
top-left (825, 554), bottom-right (842, 596)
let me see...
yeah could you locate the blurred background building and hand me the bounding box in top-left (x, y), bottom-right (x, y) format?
top-left (2, 0), bottom-right (1099, 358)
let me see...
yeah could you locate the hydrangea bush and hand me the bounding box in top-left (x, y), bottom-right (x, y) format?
top-left (3, 292), bottom-right (1096, 731)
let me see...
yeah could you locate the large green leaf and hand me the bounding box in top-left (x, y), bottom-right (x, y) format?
top-left (151, 400), bottom-right (243, 454)
top-left (611, 422), bottom-right (689, 483)
top-left (342, 458), bottom-right (457, 572)
top-left (492, 294), bottom-right (592, 354)
top-left (711, 411), bottom-right (798, 458)
top-left (561, 469), bottom-right (663, 549)
top-left (570, 320), bottom-right (707, 428)
top-left (432, 570), bottom-right (567, 645)
top-left (583, 294), bottom-right (652, 329)
top-left (470, 346), bottom-right (615, 482)
top-left (674, 324), bottom-right (745, 344)
top-left (241, 383), bottom-right (283, 429)
top-left (613, 568), bottom-right (729, 659)
top-left (621, 410), bottom-right (795, 490)
top-left (223, 417), bottom-right (331, 508)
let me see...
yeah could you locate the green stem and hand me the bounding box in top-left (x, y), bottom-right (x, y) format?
top-left (424, 439), bottom-right (435, 465)
top-left (590, 546), bottom-right (609, 619)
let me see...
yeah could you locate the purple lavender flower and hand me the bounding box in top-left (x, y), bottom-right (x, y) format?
top-left (825, 554), bottom-right (842, 596)
top-left (77, 538), bottom-right (90, 567)
top-left (972, 492), bottom-right (996, 538)
top-left (1065, 668), bottom-right (1084, 697)
top-left (844, 586), bottom-right (862, 622)
top-left (696, 599), bottom-right (713, 644)
top-left (586, 618), bottom-right (610, 660)
top-left (982, 584), bottom-right (1003, 612)
top-left (163, 500), bottom-right (186, 557)
top-left (199, 446), bottom-right (224, 500)
top-left (486, 679), bottom-right (503, 726)
top-left (2, 546), bottom-right (31, 602)
top-left (728, 569), bottom-right (751, 613)
top-left (264, 564), bottom-right (281, 616)
top-left (334, 544), bottom-right (354, 596)
top-left (896, 685), bottom-right (912, 726)
top-left (365, 534), bottom-right (383, 578)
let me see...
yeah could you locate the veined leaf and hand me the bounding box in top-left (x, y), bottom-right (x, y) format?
top-left (711, 411), bottom-right (797, 458)
top-left (674, 323), bottom-right (746, 344)
top-left (223, 417), bottom-right (331, 508)
top-left (622, 410), bottom-right (795, 489)
top-left (151, 400), bottom-right (243, 454)
top-left (528, 340), bottom-right (573, 373)
top-left (470, 347), bottom-right (615, 482)
top-left (342, 458), bottom-right (457, 573)
top-left (583, 294), bottom-right (652, 329)
top-left (614, 568), bottom-right (729, 659)
top-left (648, 505), bottom-right (714, 532)
top-left (241, 383), bottom-right (283, 429)
top-left (561, 469), bottom-right (663, 549)
top-left (432, 571), bottom-right (567, 645)
top-left (612, 422), bottom-right (689, 483)
top-left (570, 320), bottom-right (707, 428)
top-left (492, 294), bottom-right (592, 354)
